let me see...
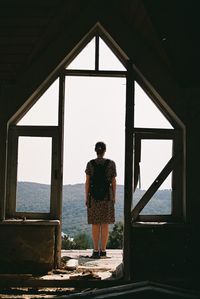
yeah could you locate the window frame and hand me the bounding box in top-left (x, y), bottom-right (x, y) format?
top-left (131, 128), bottom-right (184, 222)
top-left (6, 125), bottom-right (59, 220)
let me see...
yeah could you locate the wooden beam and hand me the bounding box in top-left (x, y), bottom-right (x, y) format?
top-left (12, 212), bottom-right (50, 220)
top-left (6, 128), bottom-right (18, 218)
top-left (133, 136), bottom-right (141, 191)
top-left (64, 69), bottom-right (126, 77)
top-left (0, 125), bottom-right (8, 220)
top-left (123, 61), bottom-right (134, 280)
top-left (0, 219), bottom-right (60, 226)
top-left (132, 156), bottom-right (177, 221)
top-left (134, 128), bottom-right (177, 139)
top-left (0, 277), bottom-right (132, 289)
top-left (9, 125), bottom-right (58, 137)
top-left (53, 75), bottom-right (65, 268)
top-left (135, 215), bottom-right (174, 222)
top-left (95, 35), bottom-right (99, 71)
top-left (171, 133), bottom-right (184, 219)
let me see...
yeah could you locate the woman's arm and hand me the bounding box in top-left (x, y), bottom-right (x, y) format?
top-left (111, 177), bottom-right (116, 203)
top-left (85, 175), bottom-right (90, 207)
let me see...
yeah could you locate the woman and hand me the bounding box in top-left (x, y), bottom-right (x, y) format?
top-left (85, 141), bottom-right (117, 258)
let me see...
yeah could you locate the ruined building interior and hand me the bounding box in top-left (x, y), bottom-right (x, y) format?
top-left (0, 0), bottom-right (200, 298)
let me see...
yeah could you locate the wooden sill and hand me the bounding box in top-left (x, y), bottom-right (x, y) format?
top-left (0, 219), bottom-right (60, 226)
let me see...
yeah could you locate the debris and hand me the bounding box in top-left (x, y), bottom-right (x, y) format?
top-left (52, 269), bottom-right (71, 274)
top-left (65, 259), bottom-right (78, 271)
top-left (69, 270), bottom-right (101, 280)
top-left (111, 262), bottom-right (123, 279)
top-left (61, 256), bottom-right (71, 263)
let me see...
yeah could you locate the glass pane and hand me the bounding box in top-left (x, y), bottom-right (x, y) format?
top-left (99, 38), bottom-right (126, 71)
top-left (16, 137), bottom-right (52, 213)
top-left (133, 139), bottom-right (172, 215)
top-left (17, 79), bottom-right (59, 126)
top-left (135, 82), bottom-right (173, 128)
top-left (66, 38), bottom-right (95, 70)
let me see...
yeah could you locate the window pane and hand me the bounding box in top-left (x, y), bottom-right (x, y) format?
top-left (66, 38), bottom-right (95, 70)
top-left (99, 38), bottom-right (126, 71)
top-left (17, 79), bottom-right (59, 126)
top-left (16, 137), bottom-right (52, 213)
top-left (135, 82), bottom-right (173, 129)
top-left (133, 139), bottom-right (172, 215)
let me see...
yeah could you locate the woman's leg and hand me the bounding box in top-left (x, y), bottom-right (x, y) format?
top-left (92, 224), bottom-right (100, 251)
top-left (100, 223), bottom-right (109, 251)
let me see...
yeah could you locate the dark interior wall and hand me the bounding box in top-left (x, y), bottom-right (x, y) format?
top-left (130, 87), bottom-right (200, 284)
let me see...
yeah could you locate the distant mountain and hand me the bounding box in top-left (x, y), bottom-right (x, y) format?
top-left (17, 182), bottom-right (171, 238)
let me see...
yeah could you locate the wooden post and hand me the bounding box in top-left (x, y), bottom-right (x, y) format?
top-left (171, 131), bottom-right (184, 220)
top-left (123, 61), bottom-right (134, 280)
top-left (95, 35), bottom-right (99, 71)
top-left (0, 123), bottom-right (8, 220)
top-left (54, 75), bottom-right (65, 268)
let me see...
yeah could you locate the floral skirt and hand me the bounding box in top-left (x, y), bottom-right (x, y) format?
top-left (87, 198), bottom-right (115, 224)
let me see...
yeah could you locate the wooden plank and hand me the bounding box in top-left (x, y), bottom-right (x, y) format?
top-left (0, 279), bottom-right (197, 297)
top-left (13, 212), bottom-right (50, 220)
top-left (10, 125), bottom-right (58, 137)
top-left (64, 69), bottom-right (126, 77)
top-left (171, 133), bottom-right (184, 219)
top-left (52, 75), bottom-right (65, 268)
top-left (133, 136), bottom-right (141, 191)
top-left (123, 61), bottom-right (134, 280)
top-left (95, 35), bottom-right (99, 71)
top-left (6, 128), bottom-right (18, 218)
top-left (0, 219), bottom-right (60, 226)
top-left (134, 127), bottom-right (176, 138)
top-left (0, 277), bottom-right (131, 289)
top-left (0, 125), bottom-right (8, 220)
top-left (135, 215), bottom-right (174, 222)
top-left (132, 156), bottom-right (177, 221)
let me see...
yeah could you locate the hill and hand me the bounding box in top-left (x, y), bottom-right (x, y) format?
top-left (17, 182), bottom-right (171, 238)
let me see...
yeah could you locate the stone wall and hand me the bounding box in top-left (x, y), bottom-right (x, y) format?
top-left (0, 224), bottom-right (55, 274)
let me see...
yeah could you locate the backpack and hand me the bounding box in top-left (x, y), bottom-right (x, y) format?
top-left (90, 159), bottom-right (111, 201)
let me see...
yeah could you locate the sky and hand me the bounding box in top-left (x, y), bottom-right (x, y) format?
top-left (17, 37), bottom-right (173, 189)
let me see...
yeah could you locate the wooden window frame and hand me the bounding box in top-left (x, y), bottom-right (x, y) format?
top-left (6, 125), bottom-right (59, 220)
top-left (132, 128), bottom-right (184, 223)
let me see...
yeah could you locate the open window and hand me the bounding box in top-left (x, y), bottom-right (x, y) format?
top-left (132, 128), bottom-right (183, 222)
top-left (6, 126), bottom-right (59, 219)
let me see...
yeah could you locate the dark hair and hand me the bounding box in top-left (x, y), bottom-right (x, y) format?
top-left (95, 141), bottom-right (106, 155)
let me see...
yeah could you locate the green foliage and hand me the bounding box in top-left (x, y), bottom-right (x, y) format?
top-left (61, 235), bottom-right (75, 249)
top-left (17, 182), bottom-right (171, 238)
top-left (107, 221), bottom-right (124, 249)
top-left (61, 233), bottom-right (91, 249)
top-left (73, 233), bottom-right (91, 249)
